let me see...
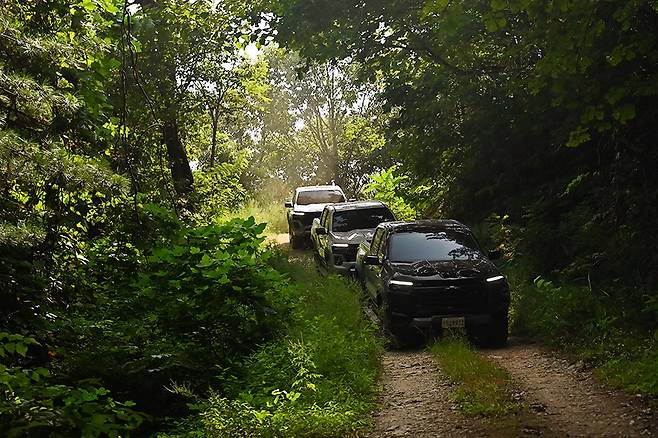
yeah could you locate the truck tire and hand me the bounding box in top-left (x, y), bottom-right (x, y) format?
top-left (290, 234), bottom-right (302, 249)
top-left (379, 297), bottom-right (412, 349)
top-left (487, 310), bottom-right (509, 348)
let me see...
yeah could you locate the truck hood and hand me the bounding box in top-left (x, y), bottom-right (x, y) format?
top-left (293, 203), bottom-right (330, 213)
top-left (330, 228), bottom-right (375, 244)
top-left (390, 257), bottom-right (499, 279)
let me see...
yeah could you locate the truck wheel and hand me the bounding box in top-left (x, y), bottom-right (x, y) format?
top-left (290, 234), bottom-right (302, 249)
top-left (383, 319), bottom-right (403, 349)
top-left (380, 304), bottom-right (409, 349)
top-left (487, 310), bottom-right (509, 348)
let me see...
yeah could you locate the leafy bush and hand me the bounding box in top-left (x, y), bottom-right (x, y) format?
top-left (0, 333), bottom-right (144, 437)
top-left (362, 166), bottom-right (416, 220)
top-left (55, 215), bottom-right (291, 419)
top-left (131, 216), bottom-right (286, 371)
top-left (191, 157), bottom-right (250, 224)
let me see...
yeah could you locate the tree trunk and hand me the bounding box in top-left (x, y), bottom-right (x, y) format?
top-left (210, 108), bottom-right (218, 167)
top-left (162, 120), bottom-right (194, 195)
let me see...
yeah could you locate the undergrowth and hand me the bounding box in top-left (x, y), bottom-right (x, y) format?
top-left (430, 335), bottom-right (519, 417)
top-left (476, 216), bottom-right (658, 399)
top-left (167, 252), bottom-right (383, 437)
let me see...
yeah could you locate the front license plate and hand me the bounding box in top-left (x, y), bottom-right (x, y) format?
top-left (441, 317), bottom-right (465, 329)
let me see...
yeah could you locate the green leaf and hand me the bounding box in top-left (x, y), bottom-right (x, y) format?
top-left (491, 0), bottom-right (507, 11)
top-left (197, 254), bottom-right (214, 268)
top-left (80, 0), bottom-right (98, 12)
top-left (613, 103), bottom-right (636, 123)
top-left (15, 343), bottom-right (28, 356)
top-left (99, 0), bottom-right (119, 14)
top-left (566, 127), bottom-right (591, 148)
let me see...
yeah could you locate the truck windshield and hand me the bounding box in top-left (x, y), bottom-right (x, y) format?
top-left (332, 208), bottom-right (395, 232)
top-left (388, 231), bottom-right (481, 262)
top-left (296, 190), bottom-right (345, 205)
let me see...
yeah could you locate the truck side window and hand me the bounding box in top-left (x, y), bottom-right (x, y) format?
top-left (369, 229), bottom-right (383, 255)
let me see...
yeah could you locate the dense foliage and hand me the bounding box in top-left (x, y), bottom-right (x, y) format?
top-left (1, 1), bottom-right (383, 434)
top-left (187, 259), bottom-right (382, 437)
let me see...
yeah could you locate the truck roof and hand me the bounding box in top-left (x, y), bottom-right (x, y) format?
top-left (295, 185), bottom-right (344, 193)
top-left (326, 200), bottom-right (388, 212)
top-left (378, 219), bottom-right (469, 233)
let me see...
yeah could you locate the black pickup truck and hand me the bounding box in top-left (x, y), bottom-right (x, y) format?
top-left (310, 200), bottom-right (395, 275)
top-left (285, 185), bottom-right (346, 248)
top-left (355, 220), bottom-right (509, 347)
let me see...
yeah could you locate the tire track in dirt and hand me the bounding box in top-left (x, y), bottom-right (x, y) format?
top-left (368, 351), bottom-right (489, 437)
top-left (483, 339), bottom-right (656, 437)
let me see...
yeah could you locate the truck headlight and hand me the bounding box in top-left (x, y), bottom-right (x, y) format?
top-left (389, 279), bottom-right (414, 287)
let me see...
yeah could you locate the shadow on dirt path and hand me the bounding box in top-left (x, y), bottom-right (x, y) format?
top-left (483, 338), bottom-right (656, 437)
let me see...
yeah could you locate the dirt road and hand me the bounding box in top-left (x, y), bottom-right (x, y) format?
top-left (369, 339), bottom-right (656, 437)
top-left (484, 340), bottom-right (655, 437)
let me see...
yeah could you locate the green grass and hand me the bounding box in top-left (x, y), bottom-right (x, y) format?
top-left (430, 335), bottom-right (519, 417)
top-left (195, 253), bottom-right (383, 437)
top-left (223, 200), bottom-right (288, 235)
top-left (597, 351), bottom-right (658, 397)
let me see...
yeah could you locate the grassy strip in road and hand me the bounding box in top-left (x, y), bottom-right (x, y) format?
top-left (430, 335), bottom-right (520, 417)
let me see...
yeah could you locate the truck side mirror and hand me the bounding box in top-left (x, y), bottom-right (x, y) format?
top-left (316, 227), bottom-right (327, 235)
top-left (284, 201), bottom-right (293, 208)
top-left (364, 255), bottom-right (380, 265)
